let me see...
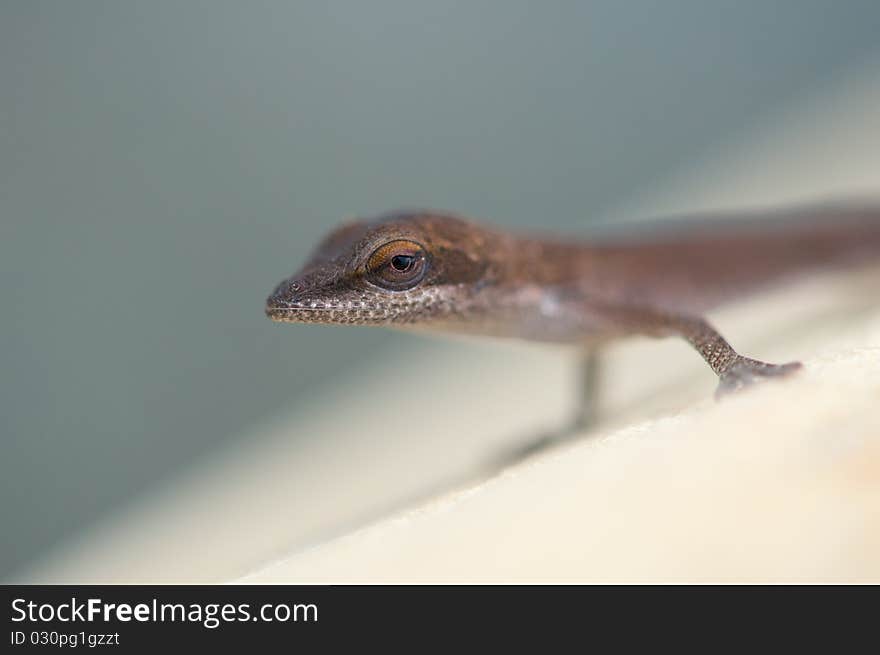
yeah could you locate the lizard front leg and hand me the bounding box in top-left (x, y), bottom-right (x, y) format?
top-left (670, 314), bottom-right (802, 397)
top-left (573, 347), bottom-right (602, 429)
top-left (596, 303), bottom-right (802, 397)
top-left (484, 347), bottom-right (603, 469)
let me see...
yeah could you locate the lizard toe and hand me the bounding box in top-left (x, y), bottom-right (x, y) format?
top-left (715, 359), bottom-right (802, 399)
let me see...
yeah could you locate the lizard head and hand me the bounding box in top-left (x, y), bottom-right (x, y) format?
top-left (265, 211), bottom-right (498, 326)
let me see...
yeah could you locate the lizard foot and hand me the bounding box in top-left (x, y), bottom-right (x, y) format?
top-left (715, 358), bottom-right (802, 399)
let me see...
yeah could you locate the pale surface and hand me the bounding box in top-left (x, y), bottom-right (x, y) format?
top-left (241, 333), bottom-right (880, 583)
top-left (19, 58), bottom-right (880, 584)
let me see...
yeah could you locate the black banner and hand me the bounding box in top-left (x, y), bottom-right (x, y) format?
top-left (2, 585), bottom-right (875, 650)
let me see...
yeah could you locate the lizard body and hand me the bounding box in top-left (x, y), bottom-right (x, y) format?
top-left (266, 202), bottom-right (880, 397)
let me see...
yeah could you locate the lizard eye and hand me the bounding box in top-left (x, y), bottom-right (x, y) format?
top-left (366, 240), bottom-right (428, 290)
top-left (390, 254), bottom-right (415, 271)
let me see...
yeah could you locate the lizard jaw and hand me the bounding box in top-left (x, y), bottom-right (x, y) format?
top-left (264, 301), bottom-right (394, 325)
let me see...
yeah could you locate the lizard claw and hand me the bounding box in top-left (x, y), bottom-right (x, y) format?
top-left (715, 358), bottom-right (802, 399)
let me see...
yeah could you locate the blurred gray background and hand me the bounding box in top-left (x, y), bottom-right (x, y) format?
top-left (3, 1), bottom-right (880, 579)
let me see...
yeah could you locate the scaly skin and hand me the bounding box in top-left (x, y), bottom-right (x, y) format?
top-left (266, 202), bottom-right (880, 397)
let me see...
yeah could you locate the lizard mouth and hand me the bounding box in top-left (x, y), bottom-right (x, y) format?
top-left (265, 301), bottom-right (342, 324)
top-left (265, 298), bottom-right (390, 325)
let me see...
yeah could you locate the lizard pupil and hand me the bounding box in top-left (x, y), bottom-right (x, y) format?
top-left (390, 254), bottom-right (414, 271)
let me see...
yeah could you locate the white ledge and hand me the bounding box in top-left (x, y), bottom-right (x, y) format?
top-left (239, 343), bottom-right (880, 584)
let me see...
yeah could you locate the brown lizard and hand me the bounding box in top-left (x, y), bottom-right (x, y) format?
top-left (266, 202), bottom-right (880, 428)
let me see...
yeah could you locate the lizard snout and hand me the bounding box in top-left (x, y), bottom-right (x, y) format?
top-left (265, 278), bottom-right (304, 318)
top-left (264, 270), bottom-right (347, 324)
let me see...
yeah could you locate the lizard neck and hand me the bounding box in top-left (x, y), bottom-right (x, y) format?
top-left (405, 236), bottom-right (609, 342)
